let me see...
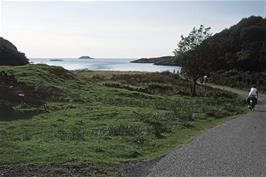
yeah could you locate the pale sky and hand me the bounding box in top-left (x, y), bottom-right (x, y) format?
top-left (1, 1), bottom-right (265, 58)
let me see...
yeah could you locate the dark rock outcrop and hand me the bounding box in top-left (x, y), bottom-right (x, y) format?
top-left (0, 37), bottom-right (29, 65)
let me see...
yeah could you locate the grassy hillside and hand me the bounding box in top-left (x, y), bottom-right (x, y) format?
top-left (0, 64), bottom-right (246, 176)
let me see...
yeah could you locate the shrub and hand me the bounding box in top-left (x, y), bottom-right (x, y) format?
top-left (106, 123), bottom-right (143, 137)
top-left (56, 126), bottom-right (86, 141)
top-left (0, 100), bottom-right (15, 116)
top-left (91, 74), bottom-right (106, 81)
top-left (149, 121), bottom-right (165, 138)
top-left (146, 113), bottom-right (169, 138)
top-left (69, 127), bottom-right (86, 141)
top-left (127, 151), bottom-right (142, 158)
top-left (144, 83), bottom-right (174, 94)
top-left (134, 132), bottom-right (145, 144)
top-left (178, 113), bottom-right (194, 128)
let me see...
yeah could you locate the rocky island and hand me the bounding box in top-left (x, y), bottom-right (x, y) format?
top-left (50, 59), bottom-right (64, 61)
top-left (79, 56), bottom-right (93, 59)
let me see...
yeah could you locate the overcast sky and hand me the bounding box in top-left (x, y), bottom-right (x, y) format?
top-left (1, 1), bottom-right (265, 58)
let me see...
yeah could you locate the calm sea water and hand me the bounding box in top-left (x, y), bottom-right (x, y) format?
top-left (30, 58), bottom-right (181, 73)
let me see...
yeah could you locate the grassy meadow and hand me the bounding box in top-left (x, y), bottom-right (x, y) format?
top-left (0, 64), bottom-right (246, 176)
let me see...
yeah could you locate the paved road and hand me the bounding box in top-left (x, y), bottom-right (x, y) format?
top-left (146, 85), bottom-right (266, 177)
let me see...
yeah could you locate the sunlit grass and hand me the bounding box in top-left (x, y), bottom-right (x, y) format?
top-left (0, 64), bottom-right (246, 176)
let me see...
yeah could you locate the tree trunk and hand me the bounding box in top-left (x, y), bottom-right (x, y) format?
top-left (191, 79), bottom-right (197, 96)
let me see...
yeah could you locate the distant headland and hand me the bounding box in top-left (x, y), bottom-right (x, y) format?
top-left (131, 56), bottom-right (178, 66)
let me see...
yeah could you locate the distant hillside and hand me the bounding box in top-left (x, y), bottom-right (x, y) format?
top-left (190, 16), bottom-right (266, 72)
top-left (0, 37), bottom-right (29, 65)
top-left (131, 56), bottom-right (179, 66)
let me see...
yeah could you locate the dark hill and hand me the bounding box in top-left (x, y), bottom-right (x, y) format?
top-left (192, 16), bottom-right (266, 72)
top-left (0, 37), bottom-right (29, 65)
top-left (184, 16), bottom-right (266, 92)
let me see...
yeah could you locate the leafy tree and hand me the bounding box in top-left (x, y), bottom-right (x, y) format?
top-left (174, 25), bottom-right (211, 55)
top-left (174, 25), bottom-right (212, 96)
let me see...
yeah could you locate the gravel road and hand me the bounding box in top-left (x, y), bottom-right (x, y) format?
top-left (146, 85), bottom-right (266, 177)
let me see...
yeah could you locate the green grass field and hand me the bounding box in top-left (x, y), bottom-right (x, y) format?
top-left (0, 64), bottom-right (246, 176)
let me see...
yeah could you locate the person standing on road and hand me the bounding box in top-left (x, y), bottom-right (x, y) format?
top-left (203, 75), bottom-right (208, 85)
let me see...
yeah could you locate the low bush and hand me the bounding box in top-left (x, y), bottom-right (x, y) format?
top-left (91, 74), bottom-right (106, 81)
top-left (110, 73), bottom-right (181, 85)
top-left (143, 83), bottom-right (175, 94)
top-left (134, 112), bottom-right (170, 138)
top-left (105, 123), bottom-right (147, 144)
top-left (106, 123), bottom-right (144, 137)
top-left (56, 126), bottom-right (86, 141)
top-left (176, 112), bottom-right (194, 128)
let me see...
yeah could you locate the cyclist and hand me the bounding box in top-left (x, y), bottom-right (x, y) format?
top-left (247, 85), bottom-right (258, 109)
